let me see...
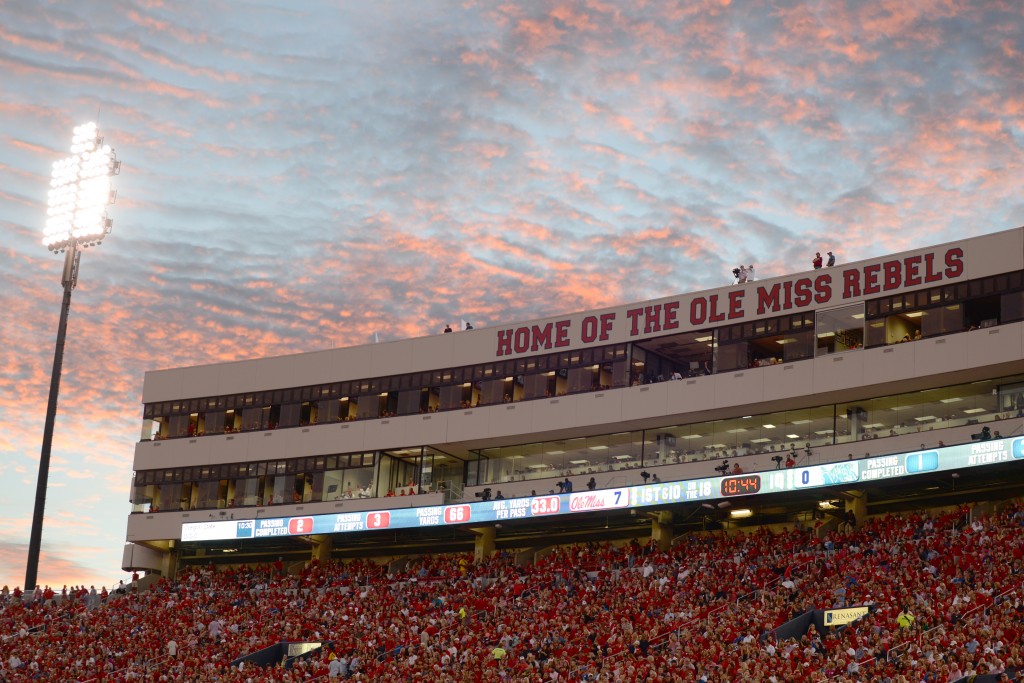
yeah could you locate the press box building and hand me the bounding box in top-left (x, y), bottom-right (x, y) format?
top-left (123, 227), bottom-right (1024, 575)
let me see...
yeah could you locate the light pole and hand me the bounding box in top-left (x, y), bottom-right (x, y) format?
top-left (24, 123), bottom-right (119, 591)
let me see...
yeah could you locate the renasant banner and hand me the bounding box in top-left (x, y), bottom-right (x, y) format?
top-left (823, 606), bottom-right (871, 627)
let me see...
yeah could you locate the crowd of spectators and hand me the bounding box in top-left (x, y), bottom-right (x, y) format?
top-left (2, 503), bottom-right (1023, 682)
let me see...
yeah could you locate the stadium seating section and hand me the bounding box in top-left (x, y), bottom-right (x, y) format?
top-left (2, 504), bottom-right (1023, 682)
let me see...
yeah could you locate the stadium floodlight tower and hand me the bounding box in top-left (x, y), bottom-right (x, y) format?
top-left (25, 122), bottom-right (119, 591)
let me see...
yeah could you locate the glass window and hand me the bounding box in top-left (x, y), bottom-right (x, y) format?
top-left (195, 480), bottom-right (225, 509)
top-left (1002, 292), bottom-right (1024, 323)
top-left (319, 398), bottom-right (342, 423)
top-left (781, 330), bottom-right (813, 362)
top-left (277, 403), bottom-right (300, 428)
top-left (716, 342), bottom-right (748, 372)
top-left (232, 477), bottom-right (261, 506)
top-left (815, 304), bottom-right (864, 356)
top-left (921, 304), bottom-right (963, 337)
top-left (168, 414), bottom-right (190, 438)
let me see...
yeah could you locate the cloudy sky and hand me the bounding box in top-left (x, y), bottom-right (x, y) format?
top-left (1, 0), bottom-right (1022, 588)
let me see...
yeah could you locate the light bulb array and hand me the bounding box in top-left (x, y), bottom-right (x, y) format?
top-left (42, 122), bottom-right (119, 252)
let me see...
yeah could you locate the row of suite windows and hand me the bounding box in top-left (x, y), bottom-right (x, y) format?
top-left (142, 269), bottom-right (1024, 440)
top-left (709, 270), bottom-right (1024, 372)
top-left (133, 373), bottom-right (1024, 511)
top-left (473, 374), bottom-right (1024, 484)
top-left (143, 344), bottom-right (631, 439)
top-left (130, 449), bottom-right (463, 514)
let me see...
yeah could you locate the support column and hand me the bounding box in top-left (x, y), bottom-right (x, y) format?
top-left (844, 492), bottom-right (867, 529)
top-left (311, 535), bottom-right (333, 563)
top-left (161, 544), bottom-right (178, 580)
top-left (471, 526), bottom-right (496, 563)
top-left (651, 511), bottom-right (673, 552)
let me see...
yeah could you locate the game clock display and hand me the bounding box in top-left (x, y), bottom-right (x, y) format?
top-left (720, 474), bottom-right (762, 496)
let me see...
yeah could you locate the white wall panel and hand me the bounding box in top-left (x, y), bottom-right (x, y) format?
top-left (121, 542), bottom-right (164, 571)
top-left (245, 429), bottom-right (293, 462)
top-left (403, 413), bottom-right (450, 446)
top-left (862, 343), bottom-right (916, 386)
top-left (445, 409), bottom-right (492, 443)
top-left (963, 229), bottom-right (1023, 279)
top-left (812, 351), bottom-right (865, 394)
top-left (915, 334), bottom-right (968, 378)
top-left (215, 359), bottom-right (266, 394)
top-left (531, 397), bottom-right (579, 434)
top-left (762, 362), bottom-right (814, 402)
top-left (714, 369), bottom-right (765, 409)
top-left (330, 345), bottom-right (374, 384)
top-left (576, 391), bottom-right (625, 429)
top-left (486, 401), bottom-right (536, 440)
top-left (141, 369), bottom-right (185, 404)
top-left (369, 339), bottom-right (414, 377)
top-left (409, 334), bottom-right (457, 376)
top-left (672, 377), bottom-right (715, 415)
top-left (363, 417), bottom-right (409, 452)
top-left (208, 433), bottom-right (252, 465)
top-left (253, 356), bottom-right (304, 394)
top-left (134, 438), bottom-right (212, 471)
top-left (967, 322), bottom-right (1024, 369)
top-left (621, 383), bottom-right (669, 421)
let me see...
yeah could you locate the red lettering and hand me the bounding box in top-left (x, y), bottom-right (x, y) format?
top-left (625, 308), bottom-right (643, 336)
top-left (904, 255), bottom-right (922, 287)
top-left (530, 323), bottom-right (553, 352)
top-left (727, 291), bottom-right (744, 319)
top-left (842, 269), bottom-right (860, 299)
top-left (496, 329), bottom-right (513, 357)
top-left (923, 253), bottom-right (942, 283)
top-left (690, 297), bottom-right (707, 326)
top-left (782, 279), bottom-right (793, 310)
top-left (793, 278), bottom-right (812, 307)
top-left (644, 305), bottom-right (663, 333)
top-left (554, 320), bottom-right (571, 347)
top-left (663, 302), bottom-right (679, 330)
top-left (757, 284), bottom-right (781, 315)
top-left (883, 260), bottom-right (901, 291)
top-left (599, 313), bottom-right (615, 340)
top-left (814, 274), bottom-right (831, 304)
top-left (514, 327), bottom-right (530, 353)
top-left (945, 247), bottom-right (964, 278)
top-left (569, 494), bottom-right (606, 511)
top-left (581, 316), bottom-right (598, 343)
top-left (708, 294), bottom-right (726, 323)
top-left (863, 264), bottom-right (881, 295)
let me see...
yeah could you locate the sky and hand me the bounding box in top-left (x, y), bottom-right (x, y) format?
top-left (1, 0), bottom-right (1022, 589)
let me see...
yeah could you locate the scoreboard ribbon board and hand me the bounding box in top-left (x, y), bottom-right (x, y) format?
top-left (182, 435), bottom-right (1022, 542)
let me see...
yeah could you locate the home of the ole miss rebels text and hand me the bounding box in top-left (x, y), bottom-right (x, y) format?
top-left (494, 247), bottom-right (964, 357)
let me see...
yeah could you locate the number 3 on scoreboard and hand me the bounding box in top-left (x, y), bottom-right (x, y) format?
top-left (366, 511), bottom-right (391, 529)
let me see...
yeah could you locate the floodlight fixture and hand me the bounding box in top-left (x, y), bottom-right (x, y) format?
top-left (43, 122), bottom-right (119, 253)
top-left (25, 122), bottom-right (118, 592)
